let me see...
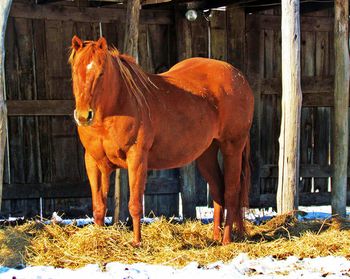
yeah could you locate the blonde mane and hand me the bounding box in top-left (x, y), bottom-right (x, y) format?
top-left (69, 42), bottom-right (157, 110)
top-left (110, 49), bottom-right (157, 109)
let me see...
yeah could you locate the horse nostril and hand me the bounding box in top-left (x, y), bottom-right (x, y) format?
top-left (87, 109), bottom-right (94, 122)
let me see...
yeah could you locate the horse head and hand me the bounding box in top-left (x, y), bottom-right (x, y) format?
top-left (69, 36), bottom-right (110, 126)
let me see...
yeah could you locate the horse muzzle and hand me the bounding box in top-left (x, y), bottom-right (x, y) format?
top-left (74, 108), bottom-right (94, 126)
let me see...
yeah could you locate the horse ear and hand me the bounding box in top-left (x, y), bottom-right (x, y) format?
top-left (72, 35), bottom-right (83, 51)
top-left (97, 37), bottom-right (107, 50)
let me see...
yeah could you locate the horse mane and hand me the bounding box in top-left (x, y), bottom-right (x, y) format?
top-left (110, 49), bottom-right (158, 109)
top-left (69, 41), bottom-right (157, 110)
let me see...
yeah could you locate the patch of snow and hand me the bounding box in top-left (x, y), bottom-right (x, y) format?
top-left (1, 254), bottom-right (349, 279)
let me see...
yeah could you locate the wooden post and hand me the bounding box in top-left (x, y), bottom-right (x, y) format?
top-left (113, 0), bottom-right (141, 223)
top-left (0, 0), bottom-right (12, 212)
top-left (277, 0), bottom-right (302, 214)
top-left (332, 0), bottom-right (349, 218)
top-left (123, 0), bottom-right (140, 58)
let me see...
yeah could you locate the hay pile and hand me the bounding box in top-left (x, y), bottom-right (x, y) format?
top-left (0, 214), bottom-right (349, 269)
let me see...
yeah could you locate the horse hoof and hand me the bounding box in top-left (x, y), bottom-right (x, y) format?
top-left (213, 234), bottom-right (221, 242)
top-left (132, 241), bottom-right (142, 248)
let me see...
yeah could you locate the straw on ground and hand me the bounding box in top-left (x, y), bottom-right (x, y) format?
top-left (0, 213), bottom-right (349, 269)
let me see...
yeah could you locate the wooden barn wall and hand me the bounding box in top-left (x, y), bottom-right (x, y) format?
top-left (1, 3), bottom-right (346, 219)
top-left (246, 8), bottom-right (348, 207)
top-left (1, 0), bottom-right (177, 218)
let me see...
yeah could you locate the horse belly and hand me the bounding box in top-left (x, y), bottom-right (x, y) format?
top-left (147, 114), bottom-right (217, 170)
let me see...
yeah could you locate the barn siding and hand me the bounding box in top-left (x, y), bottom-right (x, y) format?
top-left (1, 2), bottom-right (348, 219)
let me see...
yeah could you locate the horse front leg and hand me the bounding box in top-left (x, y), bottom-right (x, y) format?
top-left (85, 152), bottom-right (111, 225)
top-left (126, 148), bottom-right (148, 246)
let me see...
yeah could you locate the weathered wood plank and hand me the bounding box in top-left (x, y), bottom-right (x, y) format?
top-left (264, 29), bottom-right (274, 79)
top-left (7, 100), bottom-right (74, 115)
top-left (180, 163), bottom-right (196, 218)
top-left (175, 10), bottom-right (192, 61)
top-left (299, 108), bottom-right (313, 192)
top-left (0, 0), bottom-right (12, 210)
top-left (226, 6), bottom-right (244, 69)
top-left (277, 0), bottom-right (302, 213)
top-left (261, 76), bottom-right (333, 95)
top-left (260, 164), bottom-right (350, 178)
top-left (142, 0), bottom-right (171, 5)
top-left (313, 107), bottom-right (330, 192)
top-left (144, 194), bottom-right (179, 217)
top-left (210, 10), bottom-right (227, 62)
top-left (260, 95), bottom-right (278, 193)
top-left (32, 18), bottom-right (54, 183)
top-left (10, 3), bottom-right (173, 25)
top-left (113, 169), bottom-right (129, 222)
top-left (247, 14), bottom-right (333, 32)
top-left (123, 0), bottom-right (140, 58)
top-left (261, 13), bottom-right (277, 194)
top-left (273, 30), bottom-right (281, 77)
top-left (332, 0), bottom-right (349, 217)
top-left (101, 21), bottom-right (120, 49)
top-left (245, 13), bottom-right (263, 203)
top-left (2, 182), bottom-right (91, 199)
top-left (315, 31), bottom-right (330, 76)
top-left (147, 24), bottom-right (170, 73)
top-left (6, 18), bottom-right (36, 184)
top-left (138, 24), bottom-right (153, 72)
top-left (191, 16), bottom-right (208, 58)
top-left (256, 192), bottom-right (350, 208)
top-left (299, 31), bottom-right (315, 192)
top-left (144, 177), bottom-right (180, 216)
top-left (312, 31), bottom-right (330, 187)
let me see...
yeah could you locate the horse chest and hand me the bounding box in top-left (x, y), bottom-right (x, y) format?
top-left (103, 140), bottom-right (128, 168)
top-left (78, 127), bottom-right (130, 169)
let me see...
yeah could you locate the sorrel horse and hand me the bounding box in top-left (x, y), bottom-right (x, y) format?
top-left (69, 36), bottom-right (254, 245)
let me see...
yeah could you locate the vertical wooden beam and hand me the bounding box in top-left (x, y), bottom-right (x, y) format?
top-left (175, 10), bottom-right (192, 61)
top-left (332, 0), bottom-right (349, 218)
top-left (0, 0), bottom-right (12, 211)
top-left (277, 0), bottom-right (302, 214)
top-left (113, 169), bottom-right (129, 222)
top-left (123, 0), bottom-right (140, 58)
top-left (226, 5), bottom-right (245, 70)
top-left (245, 13), bottom-right (263, 207)
top-left (114, 0), bottom-right (141, 223)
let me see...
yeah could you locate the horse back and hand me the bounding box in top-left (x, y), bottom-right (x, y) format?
top-left (160, 57), bottom-right (254, 132)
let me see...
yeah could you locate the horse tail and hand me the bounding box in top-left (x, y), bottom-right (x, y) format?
top-left (240, 136), bottom-right (251, 209)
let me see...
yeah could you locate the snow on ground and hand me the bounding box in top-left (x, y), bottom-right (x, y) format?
top-left (2, 254), bottom-right (350, 279)
top-left (0, 206), bottom-right (349, 279)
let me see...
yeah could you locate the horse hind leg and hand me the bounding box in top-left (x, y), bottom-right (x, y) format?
top-left (220, 138), bottom-right (249, 245)
top-left (196, 140), bottom-right (224, 241)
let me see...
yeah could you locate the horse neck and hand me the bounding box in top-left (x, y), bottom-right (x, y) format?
top-left (116, 59), bottom-right (152, 117)
top-left (94, 59), bottom-right (142, 121)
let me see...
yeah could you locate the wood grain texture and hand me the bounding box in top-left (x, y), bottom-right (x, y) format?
top-left (0, 0), bottom-right (12, 209)
top-left (277, 0), bottom-right (302, 213)
top-left (332, 0), bottom-right (349, 217)
top-left (10, 2), bottom-right (173, 25)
